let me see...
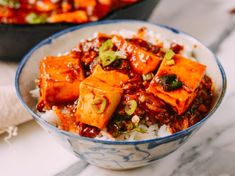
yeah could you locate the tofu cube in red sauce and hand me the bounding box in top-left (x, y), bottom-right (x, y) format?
top-left (37, 55), bottom-right (84, 111)
top-left (36, 31), bottom-right (213, 138)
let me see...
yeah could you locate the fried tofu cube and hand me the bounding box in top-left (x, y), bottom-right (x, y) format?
top-left (92, 65), bottom-right (129, 87)
top-left (98, 0), bottom-right (112, 5)
top-left (112, 35), bottom-right (161, 74)
top-left (74, 0), bottom-right (96, 8)
top-left (47, 10), bottom-right (88, 23)
top-left (76, 65), bottom-right (128, 129)
top-left (76, 77), bottom-right (122, 129)
top-left (147, 54), bottom-right (206, 114)
top-left (38, 55), bottom-right (84, 109)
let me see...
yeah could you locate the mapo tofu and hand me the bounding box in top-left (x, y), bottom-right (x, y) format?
top-left (34, 28), bottom-right (213, 139)
top-left (76, 65), bottom-right (128, 129)
top-left (148, 54), bottom-right (206, 114)
top-left (37, 55), bottom-right (84, 110)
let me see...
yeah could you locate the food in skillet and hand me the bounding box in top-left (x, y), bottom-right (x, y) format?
top-left (0, 0), bottom-right (139, 24)
top-left (32, 27), bottom-right (213, 140)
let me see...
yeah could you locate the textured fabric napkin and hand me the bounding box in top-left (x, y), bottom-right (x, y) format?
top-left (0, 61), bottom-right (32, 132)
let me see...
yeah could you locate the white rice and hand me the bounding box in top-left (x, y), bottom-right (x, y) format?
top-left (31, 88), bottom-right (172, 141)
top-left (112, 28), bottom-right (197, 60)
top-left (30, 28), bottom-right (199, 141)
top-left (111, 29), bottom-right (136, 38)
top-left (94, 124), bottom-right (172, 141)
top-left (39, 110), bottom-right (60, 126)
top-left (30, 88), bottom-right (40, 98)
top-left (158, 125), bottom-right (172, 137)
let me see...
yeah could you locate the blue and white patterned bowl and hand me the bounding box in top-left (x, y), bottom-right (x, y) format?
top-left (15, 20), bottom-right (226, 170)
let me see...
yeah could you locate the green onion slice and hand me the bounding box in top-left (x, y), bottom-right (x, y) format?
top-left (165, 59), bottom-right (175, 66)
top-left (25, 13), bottom-right (47, 24)
top-left (171, 79), bottom-right (183, 90)
top-left (0, 0), bottom-right (20, 8)
top-left (99, 39), bottom-right (113, 53)
top-left (100, 50), bottom-right (117, 67)
top-left (159, 74), bottom-right (183, 91)
top-left (125, 100), bottom-right (137, 115)
top-left (92, 96), bottom-right (107, 114)
top-left (133, 126), bottom-right (147, 133)
top-left (164, 49), bottom-right (175, 60)
top-left (99, 39), bottom-right (118, 67)
top-left (142, 73), bottom-right (154, 81)
top-left (126, 121), bottom-right (134, 130)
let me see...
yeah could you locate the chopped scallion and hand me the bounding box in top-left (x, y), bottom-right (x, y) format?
top-left (25, 13), bottom-right (47, 24)
top-left (125, 100), bottom-right (137, 115)
top-left (99, 39), bottom-right (118, 67)
top-left (142, 73), bottom-right (154, 81)
top-left (100, 50), bottom-right (117, 67)
top-left (133, 126), bottom-right (147, 133)
top-left (165, 59), bottom-right (175, 66)
top-left (159, 74), bottom-right (183, 91)
top-left (164, 49), bottom-right (175, 60)
top-left (0, 0), bottom-right (20, 8)
top-left (92, 96), bottom-right (107, 114)
top-left (99, 39), bottom-right (113, 53)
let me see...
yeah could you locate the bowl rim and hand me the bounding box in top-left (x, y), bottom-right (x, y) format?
top-left (15, 19), bottom-right (227, 145)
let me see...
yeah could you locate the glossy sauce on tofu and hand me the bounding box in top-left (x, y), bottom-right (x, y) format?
top-left (36, 28), bottom-right (213, 138)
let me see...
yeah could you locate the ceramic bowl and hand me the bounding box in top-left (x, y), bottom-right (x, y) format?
top-left (15, 20), bottom-right (226, 170)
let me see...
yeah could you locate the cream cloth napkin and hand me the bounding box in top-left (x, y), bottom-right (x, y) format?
top-left (0, 61), bottom-right (32, 133)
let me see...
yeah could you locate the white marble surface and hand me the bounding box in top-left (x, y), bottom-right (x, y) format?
top-left (1, 0), bottom-right (235, 175)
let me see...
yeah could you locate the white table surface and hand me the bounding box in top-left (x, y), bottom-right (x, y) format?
top-left (1, 0), bottom-right (235, 175)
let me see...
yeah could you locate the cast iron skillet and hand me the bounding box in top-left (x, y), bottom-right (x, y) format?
top-left (0, 0), bottom-right (160, 61)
